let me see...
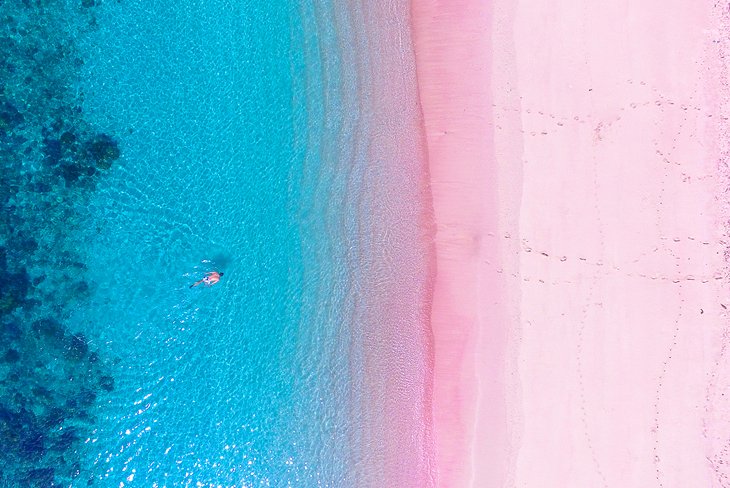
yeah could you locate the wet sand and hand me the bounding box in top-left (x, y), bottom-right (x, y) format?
top-left (411, 0), bottom-right (513, 486)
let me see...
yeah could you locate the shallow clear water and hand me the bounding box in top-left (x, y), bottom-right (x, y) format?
top-left (0, 0), bottom-right (437, 483)
top-left (71, 0), bottom-right (356, 486)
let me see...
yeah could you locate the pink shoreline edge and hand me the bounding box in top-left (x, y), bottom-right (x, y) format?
top-left (410, 1), bottom-right (512, 486)
top-left (348, 1), bottom-right (438, 485)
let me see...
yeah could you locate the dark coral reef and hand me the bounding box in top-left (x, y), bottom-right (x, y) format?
top-left (1, 0), bottom-right (121, 485)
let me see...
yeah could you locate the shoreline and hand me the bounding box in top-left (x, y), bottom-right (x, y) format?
top-left (347, 1), bottom-right (437, 485)
top-left (410, 1), bottom-right (513, 486)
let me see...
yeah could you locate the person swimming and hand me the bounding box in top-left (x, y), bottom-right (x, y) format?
top-left (190, 271), bottom-right (224, 288)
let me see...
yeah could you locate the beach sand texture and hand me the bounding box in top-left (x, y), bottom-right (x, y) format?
top-left (413, 0), bottom-right (730, 486)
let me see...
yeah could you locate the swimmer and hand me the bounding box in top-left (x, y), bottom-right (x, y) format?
top-left (190, 271), bottom-right (224, 288)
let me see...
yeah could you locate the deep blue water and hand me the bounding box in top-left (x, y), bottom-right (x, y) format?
top-left (0, 0), bottom-right (362, 486)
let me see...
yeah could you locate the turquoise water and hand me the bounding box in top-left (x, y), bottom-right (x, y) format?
top-left (0, 0), bottom-right (367, 485)
top-left (71, 0), bottom-right (357, 486)
top-left (0, 0), bottom-right (441, 483)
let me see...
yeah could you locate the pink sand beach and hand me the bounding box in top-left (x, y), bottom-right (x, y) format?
top-left (411, 0), bottom-right (730, 486)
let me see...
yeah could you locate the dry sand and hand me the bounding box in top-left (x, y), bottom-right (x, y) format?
top-left (413, 0), bottom-right (730, 486)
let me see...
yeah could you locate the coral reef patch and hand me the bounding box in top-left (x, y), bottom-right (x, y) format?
top-left (0, 0), bottom-right (121, 484)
